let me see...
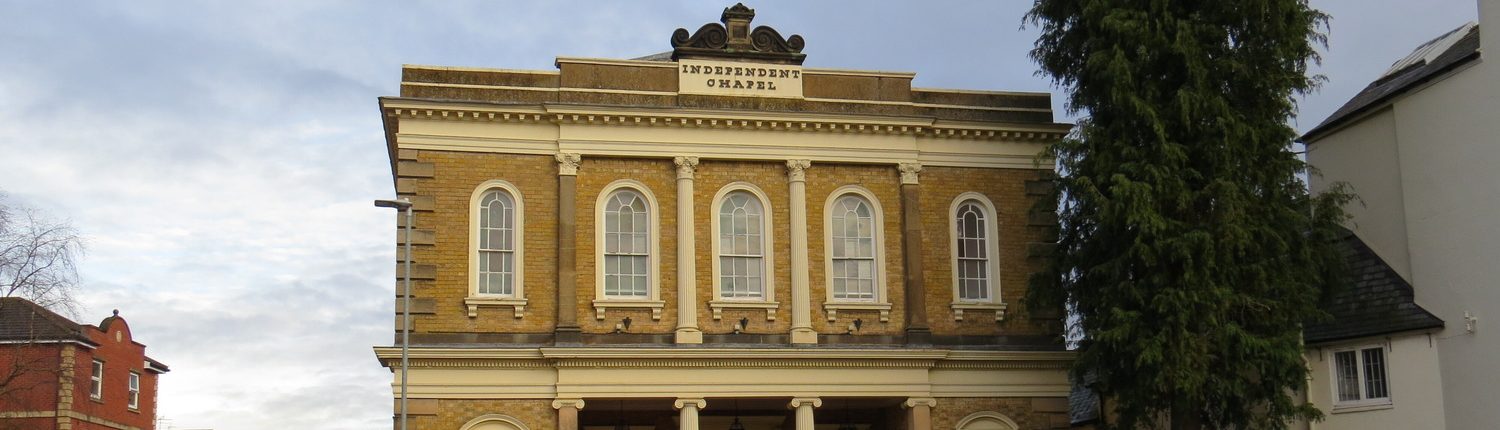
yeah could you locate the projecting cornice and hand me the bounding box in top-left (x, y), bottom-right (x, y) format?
top-left (372, 346), bottom-right (1072, 370)
top-left (380, 99), bottom-right (1070, 143)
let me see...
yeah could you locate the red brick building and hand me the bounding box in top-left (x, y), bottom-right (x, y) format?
top-left (0, 298), bottom-right (168, 430)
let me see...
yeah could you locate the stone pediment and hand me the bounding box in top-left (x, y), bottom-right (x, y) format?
top-left (671, 3), bottom-right (806, 65)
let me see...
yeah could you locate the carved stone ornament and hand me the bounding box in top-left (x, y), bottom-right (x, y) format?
top-left (898, 162), bottom-right (923, 185)
top-left (786, 159), bottom-right (811, 182)
top-left (671, 3), bottom-right (807, 65)
top-left (555, 153), bottom-right (581, 176)
top-left (674, 156), bottom-right (700, 179)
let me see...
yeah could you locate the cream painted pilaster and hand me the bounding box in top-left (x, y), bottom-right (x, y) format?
top-left (786, 160), bottom-right (817, 344)
top-left (552, 399), bottom-right (585, 430)
top-left (674, 156), bottom-right (703, 344)
top-left (788, 397), bottom-right (821, 430)
top-left (675, 398), bottom-right (707, 430)
top-left (903, 397), bottom-right (936, 430)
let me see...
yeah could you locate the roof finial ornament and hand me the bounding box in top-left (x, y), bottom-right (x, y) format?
top-left (670, 3), bottom-right (806, 65)
top-left (112, 309), bottom-right (119, 316)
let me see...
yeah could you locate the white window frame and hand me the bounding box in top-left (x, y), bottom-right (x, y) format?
top-left (709, 182), bottom-right (779, 321)
top-left (948, 192), bottom-right (1008, 321)
top-left (90, 359), bottom-right (103, 401)
top-left (464, 180), bottom-right (528, 318)
top-left (127, 371), bottom-right (140, 410)
top-left (1330, 343), bottom-right (1393, 410)
top-left (821, 185), bottom-right (891, 322)
top-left (592, 180), bottom-right (664, 320)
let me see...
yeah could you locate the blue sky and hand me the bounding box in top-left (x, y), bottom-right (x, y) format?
top-left (0, 1), bottom-right (1480, 428)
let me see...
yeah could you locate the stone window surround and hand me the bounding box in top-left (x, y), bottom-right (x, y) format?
top-left (821, 184), bottom-right (892, 322)
top-left (466, 179), bottom-right (529, 318)
top-left (710, 182), bottom-right (780, 321)
top-left (593, 179), bottom-right (666, 320)
top-left (948, 192), bottom-right (1007, 322)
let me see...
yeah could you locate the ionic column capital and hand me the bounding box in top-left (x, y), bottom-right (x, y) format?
top-left (552, 399), bottom-right (586, 410)
top-left (556, 153), bottom-right (582, 176)
top-left (674, 156), bottom-right (701, 179)
top-left (898, 162), bottom-right (923, 185)
top-left (674, 398), bottom-right (707, 410)
top-left (788, 397), bottom-right (822, 409)
top-left (787, 159), bottom-right (812, 182)
top-left (902, 397), bottom-right (936, 408)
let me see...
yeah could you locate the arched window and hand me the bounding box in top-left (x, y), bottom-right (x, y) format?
top-left (466, 180), bottom-right (528, 318)
top-left (948, 192), bottom-right (1006, 321)
top-left (477, 189), bottom-right (517, 296)
top-left (955, 200), bottom-right (990, 301)
top-left (602, 188), bottom-right (651, 299)
top-left (829, 193), bottom-right (877, 301)
top-left (718, 190), bottom-right (767, 299)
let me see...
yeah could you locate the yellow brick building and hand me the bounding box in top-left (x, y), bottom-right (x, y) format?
top-left (374, 4), bottom-right (1073, 430)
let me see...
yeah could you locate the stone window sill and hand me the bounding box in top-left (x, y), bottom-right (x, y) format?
top-left (1332, 401), bottom-right (1393, 414)
top-left (464, 296), bottom-right (528, 318)
top-left (709, 300), bottom-right (779, 321)
top-left (592, 299), bottom-right (665, 321)
top-left (951, 302), bottom-right (1008, 322)
top-left (824, 302), bottom-right (892, 322)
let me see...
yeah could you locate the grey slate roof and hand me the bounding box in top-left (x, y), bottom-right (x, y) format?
top-left (1303, 231), bottom-right (1445, 344)
top-left (0, 297), bottom-right (94, 344)
top-left (1302, 23), bottom-right (1481, 142)
top-left (1068, 371), bottom-right (1099, 426)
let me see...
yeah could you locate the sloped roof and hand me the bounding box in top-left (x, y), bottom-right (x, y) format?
top-left (1302, 23), bottom-right (1481, 142)
top-left (1304, 231), bottom-right (1445, 344)
top-left (0, 296), bottom-right (94, 345)
top-left (1068, 372), bottom-right (1100, 425)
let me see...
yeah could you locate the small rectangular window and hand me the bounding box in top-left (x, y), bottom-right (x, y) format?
top-left (128, 372), bottom-right (140, 409)
top-left (90, 360), bottom-right (103, 400)
top-left (1332, 345), bottom-right (1392, 407)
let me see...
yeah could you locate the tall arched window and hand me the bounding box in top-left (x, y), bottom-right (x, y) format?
top-left (602, 189), bottom-right (651, 299)
top-left (955, 200), bottom-right (990, 301)
top-left (949, 192), bottom-right (1005, 321)
top-left (477, 189), bottom-right (516, 296)
top-left (829, 193), bottom-right (878, 301)
top-left (718, 191), bottom-right (766, 299)
top-left (466, 180), bottom-right (528, 318)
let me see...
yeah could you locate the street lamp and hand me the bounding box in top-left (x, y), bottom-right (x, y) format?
top-left (374, 198), bottom-right (413, 430)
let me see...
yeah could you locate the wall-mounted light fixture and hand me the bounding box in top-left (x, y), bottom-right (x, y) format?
top-left (733, 317), bottom-right (750, 334)
top-left (847, 318), bottom-right (863, 333)
top-left (615, 316), bottom-right (633, 333)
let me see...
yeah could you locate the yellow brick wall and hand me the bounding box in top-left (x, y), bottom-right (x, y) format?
top-left (692, 160), bottom-right (794, 334)
top-left (407, 151), bottom-right (558, 334)
top-left (931, 397), bottom-right (1071, 430)
top-left (805, 162), bottom-right (906, 335)
top-left (920, 166), bottom-right (1053, 336)
top-left (409, 399), bottom-right (556, 430)
top-left (574, 158), bottom-right (680, 334)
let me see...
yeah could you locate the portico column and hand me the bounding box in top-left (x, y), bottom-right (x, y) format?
top-left (903, 397), bottom-right (936, 430)
top-left (675, 398), bottom-right (707, 430)
top-left (898, 162), bottom-right (931, 345)
top-left (555, 153), bottom-right (583, 344)
top-left (553, 399), bottom-right (586, 430)
top-left (788, 397), bottom-right (822, 430)
top-left (674, 156), bottom-right (704, 344)
top-left (786, 160), bottom-right (817, 344)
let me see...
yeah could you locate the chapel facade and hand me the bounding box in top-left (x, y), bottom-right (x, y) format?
top-left (374, 4), bottom-right (1074, 430)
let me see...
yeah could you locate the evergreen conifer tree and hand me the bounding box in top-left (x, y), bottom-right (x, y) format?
top-left (1025, 1), bottom-right (1354, 428)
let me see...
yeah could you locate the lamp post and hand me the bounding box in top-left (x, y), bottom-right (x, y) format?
top-left (374, 198), bottom-right (414, 430)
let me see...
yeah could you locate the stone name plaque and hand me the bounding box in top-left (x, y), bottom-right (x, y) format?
top-left (678, 59), bottom-right (803, 98)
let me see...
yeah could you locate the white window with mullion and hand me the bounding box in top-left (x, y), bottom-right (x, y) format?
top-left (830, 194), bottom-right (878, 302)
top-left (603, 189), bottom-right (651, 299)
top-left (477, 189), bottom-right (516, 296)
top-left (90, 360), bottom-right (103, 401)
top-left (718, 190), bottom-right (767, 300)
top-left (127, 372), bottom-right (140, 409)
top-left (1332, 344), bottom-right (1392, 408)
top-left (468, 180), bottom-right (526, 305)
